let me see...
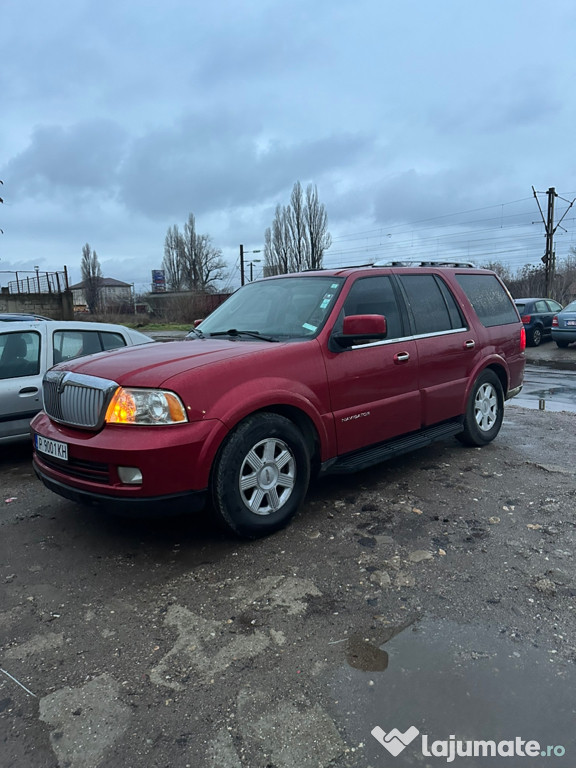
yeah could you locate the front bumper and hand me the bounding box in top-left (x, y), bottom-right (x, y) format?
top-left (31, 411), bottom-right (229, 510)
top-left (33, 460), bottom-right (207, 515)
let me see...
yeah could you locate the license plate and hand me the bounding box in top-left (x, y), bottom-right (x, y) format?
top-left (35, 434), bottom-right (68, 461)
top-left (566, 320), bottom-right (576, 326)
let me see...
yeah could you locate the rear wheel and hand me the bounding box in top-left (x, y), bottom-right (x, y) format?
top-left (528, 326), bottom-right (542, 346)
top-left (457, 370), bottom-right (504, 447)
top-left (212, 413), bottom-right (310, 538)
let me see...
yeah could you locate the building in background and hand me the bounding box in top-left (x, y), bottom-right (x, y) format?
top-left (70, 277), bottom-right (133, 313)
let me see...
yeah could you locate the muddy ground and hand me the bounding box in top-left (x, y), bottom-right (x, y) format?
top-left (1, 402), bottom-right (575, 768)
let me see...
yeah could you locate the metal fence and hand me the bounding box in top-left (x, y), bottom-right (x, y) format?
top-left (7, 268), bottom-right (69, 295)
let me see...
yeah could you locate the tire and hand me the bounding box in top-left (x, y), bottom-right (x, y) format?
top-left (556, 339), bottom-right (570, 349)
top-left (211, 413), bottom-right (311, 538)
top-left (528, 326), bottom-right (542, 346)
top-left (457, 370), bottom-right (504, 447)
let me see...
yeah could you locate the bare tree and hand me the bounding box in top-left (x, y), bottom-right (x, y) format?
top-left (80, 243), bottom-right (102, 313)
top-left (305, 184), bottom-right (332, 270)
top-left (269, 204), bottom-right (293, 274)
top-left (165, 213), bottom-right (226, 292)
top-left (265, 181), bottom-right (331, 274)
top-left (162, 225), bottom-right (185, 291)
top-left (481, 261), bottom-right (514, 285)
top-left (194, 233), bottom-right (226, 291)
top-left (182, 213), bottom-right (200, 289)
top-left (288, 181), bottom-right (309, 271)
top-left (552, 251), bottom-right (576, 305)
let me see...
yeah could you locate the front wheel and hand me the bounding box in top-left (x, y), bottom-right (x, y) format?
top-left (457, 371), bottom-right (504, 447)
top-left (211, 413), bottom-right (311, 538)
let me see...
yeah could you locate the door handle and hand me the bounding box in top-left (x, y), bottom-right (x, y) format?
top-left (464, 340), bottom-right (476, 349)
top-left (394, 352), bottom-right (410, 363)
top-left (19, 387), bottom-right (39, 395)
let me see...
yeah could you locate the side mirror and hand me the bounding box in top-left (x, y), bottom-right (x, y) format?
top-left (332, 314), bottom-right (388, 348)
top-left (193, 319), bottom-right (204, 328)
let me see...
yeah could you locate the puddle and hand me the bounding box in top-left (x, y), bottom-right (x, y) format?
top-left (510, 397), bottom-right (576, 412)
top-left (328, 618), bottom-right (575, 766)
top-left (512, 367), bottom-right (576, 413)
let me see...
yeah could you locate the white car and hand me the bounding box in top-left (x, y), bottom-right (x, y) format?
top-left (0, 320), bottom-right (153, 444)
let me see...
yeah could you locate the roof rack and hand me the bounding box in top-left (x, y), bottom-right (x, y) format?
top-left (375, 260), bottom-right (477, 269)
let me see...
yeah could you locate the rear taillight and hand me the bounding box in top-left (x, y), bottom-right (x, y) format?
top-left (521, 315), bottom-right (531, 324)
top-left (520, 327), bottom-right (526, 351)
top-left (552, 315), bottom-right (559, 327)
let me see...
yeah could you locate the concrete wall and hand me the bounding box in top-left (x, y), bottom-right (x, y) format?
top-left (0, 288), bottom-right (74, 320)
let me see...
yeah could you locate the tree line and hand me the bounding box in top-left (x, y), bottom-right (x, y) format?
top-left (79, 180), bottom-right (332, 310)
top-left (161, 181), bottom-right (332, 289)
top-left (485, 250), bottom-right (576, 304)
top-left (263, 181), bottom-right (332, 274)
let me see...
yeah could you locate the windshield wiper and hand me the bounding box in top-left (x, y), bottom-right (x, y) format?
top-left (187, 327), bottom-right (205, 339)
top-left (209, 329), bottom-right (279, 342)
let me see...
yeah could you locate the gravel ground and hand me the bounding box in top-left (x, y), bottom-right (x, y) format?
top-left (1, 402), bottom-right (575, 767)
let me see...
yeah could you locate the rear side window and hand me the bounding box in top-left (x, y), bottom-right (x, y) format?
top-left (53, 331), bottom-right (98, 362)
top-left (101, 332), bottom-right (126, 350)
top-left (456, 274), bottom-right (519, 327)
top-left (399, 274), bottom-right (465, 334)
top-left (53, 330), bottom-right (127, 362)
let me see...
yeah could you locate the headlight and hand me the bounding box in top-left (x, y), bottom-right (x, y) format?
top-left (105, 388), bottom-right (188, 425)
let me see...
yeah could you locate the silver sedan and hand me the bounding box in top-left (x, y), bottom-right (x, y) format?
top-left (0, 320), bottom-right (153, 444)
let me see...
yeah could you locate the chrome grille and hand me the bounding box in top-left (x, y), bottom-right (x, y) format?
top-left (43, 371), bottom-right (119, 429)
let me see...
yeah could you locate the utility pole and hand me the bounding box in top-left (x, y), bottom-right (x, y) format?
top-left (239, 245), bottom-right (261, 286)
top-left (544, 187), bottom-right (555, 298)
top-left (533, 186), bottom-right (576, 298)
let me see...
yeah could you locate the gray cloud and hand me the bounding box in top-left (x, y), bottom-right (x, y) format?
top-left (118, 113), bottom-right (373, 218)
top-left (6, 120), bottom-right (128, 199)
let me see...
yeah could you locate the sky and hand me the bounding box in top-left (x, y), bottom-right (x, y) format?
top-left (2, 0), bottom-right (576, 293)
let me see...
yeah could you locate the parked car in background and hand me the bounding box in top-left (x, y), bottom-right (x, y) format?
top-left (551, 300), bottom-right (576, 348)
top-left (513, 297), bottom-right (563, 346)
top-left (0, 312), bottom-right (54, 322)
top-left (0, 320), bottom-right (153, 444)
top-left (31, 264), bottom-right (525, 538)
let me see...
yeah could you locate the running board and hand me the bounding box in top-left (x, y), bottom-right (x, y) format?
top-left (321, 418), bottom-right (464, 475)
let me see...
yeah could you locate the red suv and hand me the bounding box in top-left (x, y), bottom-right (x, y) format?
top-left (31, 264), bottom-right (525, 537)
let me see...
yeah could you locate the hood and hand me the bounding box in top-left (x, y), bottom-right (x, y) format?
top-left (53, 338), bottom-right (280, 388)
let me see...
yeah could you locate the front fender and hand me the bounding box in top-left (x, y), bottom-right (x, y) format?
top-left (208, 378), bottom-right (336, 459)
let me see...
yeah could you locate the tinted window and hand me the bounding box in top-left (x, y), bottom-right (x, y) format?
top-left (399, 274), bottom-right (465, 334)
top-left (343, 275), bottom-right (404, 339)
top-left (0, 331), bottom-right (41, 379)
top-left (456, 274), bottom-right (519, 327)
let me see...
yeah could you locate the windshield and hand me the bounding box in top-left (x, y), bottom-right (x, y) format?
top-left (196, 276), bottom-right (344, 340)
